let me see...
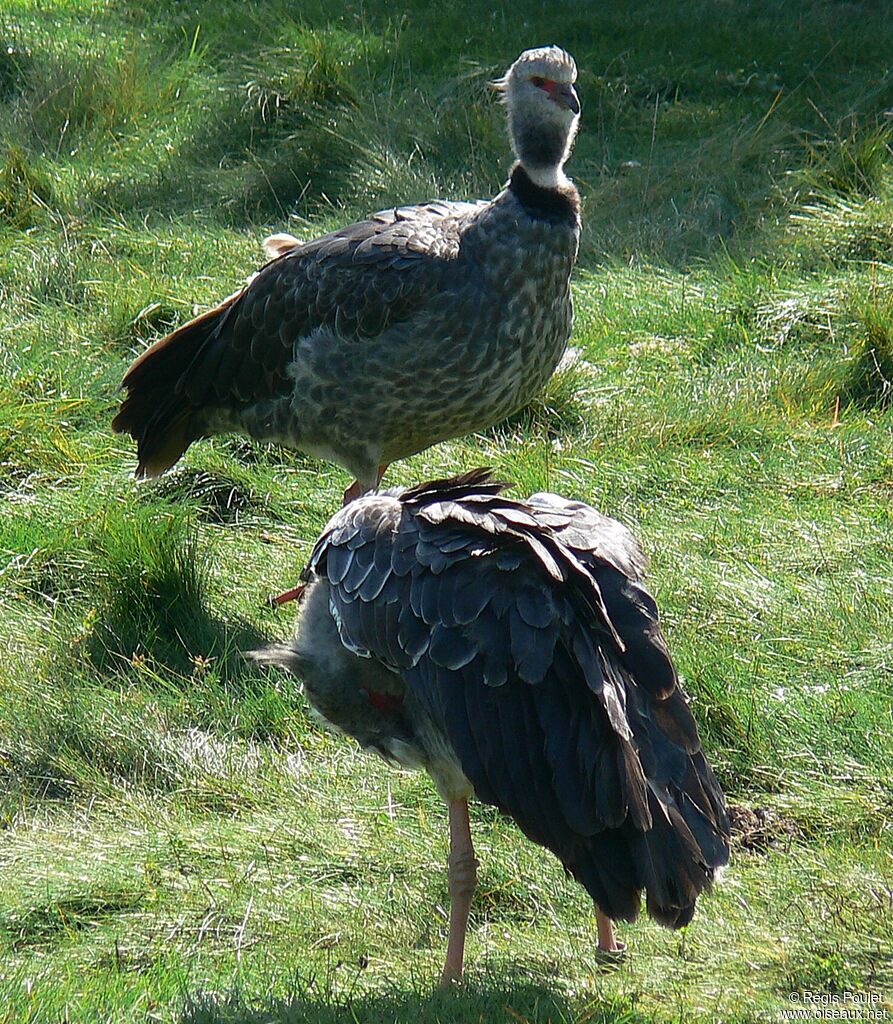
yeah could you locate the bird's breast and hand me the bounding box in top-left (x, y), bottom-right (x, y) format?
top-left (251, 205), bottom-right (579, 470)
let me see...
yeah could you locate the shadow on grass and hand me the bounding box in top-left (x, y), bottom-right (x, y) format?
top-left (84, 507), bottom-right (267, 684)
top-left (70, 505), bottom-right (310, 742)
top-left (181, 974), bottom-right (643, 1024)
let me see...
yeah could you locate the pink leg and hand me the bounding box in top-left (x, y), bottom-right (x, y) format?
top-left (596, 909), bottom-right (626, 953)
top-left (342, 479), bottom-right (364, 505)
top-left (342, 464), bottom-right (390, 506)
top-left (439, 799), bottom-right (478, 987)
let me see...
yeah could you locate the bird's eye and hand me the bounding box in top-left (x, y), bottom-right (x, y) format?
top-left (531, 76), bottom-right (546, 88)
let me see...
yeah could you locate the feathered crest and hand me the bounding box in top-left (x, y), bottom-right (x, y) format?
top-left (490, 71), bottom-right (510, 101)
top-left (490, 45), bottom-right (577, 106)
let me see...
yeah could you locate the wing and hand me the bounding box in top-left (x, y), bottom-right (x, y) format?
top-left (525, 491), bottom-right (680, 701)
top-left (307, 483), bottom-right (730, 927)
top-left (527, 491), bottom-right (649, 581)
top-left (185, 201), bottom-right (485, 407)
top-left (113, 201), bottom-right (483, 475)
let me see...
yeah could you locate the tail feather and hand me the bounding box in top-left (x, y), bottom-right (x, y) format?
top-left (112, 294), bottom-right (239, 477)
top-left (571, 784), bottom-right (727, 931)
top-left (570, 672), bottom-right (730, 931)
top-left (572, 832), bottom-right (643, 923)
top-left (635, 792), bottom-right (720, 928)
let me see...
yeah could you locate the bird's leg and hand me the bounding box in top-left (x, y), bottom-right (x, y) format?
top-left (342, 464), bottom-right (390, 506)
top-left (439, 798), bottom-right (478, 988)
top-left (277, 463), bottom-right (391, 597)
top-left (596, 909), bottom-right (626, 953)
top-left (342, 479), bottom-right (364, 505)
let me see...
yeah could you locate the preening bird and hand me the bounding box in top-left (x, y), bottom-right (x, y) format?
top-left (251, 469), bottom-right (730, 985)
top-left (112, 47), bottom-right (582, 502)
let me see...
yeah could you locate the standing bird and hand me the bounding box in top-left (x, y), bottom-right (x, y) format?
top-left (251, 470), bottom-right (730, 985)
top-left (112, 47), bottom-right (582, 502)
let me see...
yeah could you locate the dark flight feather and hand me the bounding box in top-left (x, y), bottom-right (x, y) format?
top-left (296, 470), bottom-right (730, 930)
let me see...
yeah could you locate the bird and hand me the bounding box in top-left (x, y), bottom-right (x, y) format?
top-left (112, 46), bottom-right (582, 504)
top-left (250, 469), bottom-right (730, 985)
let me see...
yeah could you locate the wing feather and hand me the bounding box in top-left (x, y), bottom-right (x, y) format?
top-left (306, 477), bottom-right (729, 927)
top-left (117, 199), bottom-right (475, 465)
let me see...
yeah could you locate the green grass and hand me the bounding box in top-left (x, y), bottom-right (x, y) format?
top-left (1, 1), bottom-right (892, 1021)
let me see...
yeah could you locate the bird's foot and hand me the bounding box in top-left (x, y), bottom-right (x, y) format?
top-left (342, 465), bottom-right (390, 506)
top-left (438, 850), bottom-right (478, 986)
top-left (595, 940), bottom-right (627, 956)
top-left (593, 940), bottom-right (627, 969)
top-left (595, 909), bottom-right (626, 958)
top-left (448, 848), bottom-right (480, 901)
top-left (261, 232), bottom-right (301, 259)
top-left (438, 799), bottom-right (478, 989)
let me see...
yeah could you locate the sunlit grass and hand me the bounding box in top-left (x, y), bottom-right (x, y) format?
top-left (0, 1), bottom-right (892, 1021)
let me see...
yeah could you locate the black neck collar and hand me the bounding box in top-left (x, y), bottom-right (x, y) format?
top-left (508, 164), bottom-right (580, 226)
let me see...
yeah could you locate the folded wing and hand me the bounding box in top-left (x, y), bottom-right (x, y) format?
top-left (307, 471), bottom-right (730, 926)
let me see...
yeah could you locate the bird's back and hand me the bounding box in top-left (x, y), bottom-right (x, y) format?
top-left (113, 175), bottom-right (579, 485)
top-left (268, 471), bottom-right (729, 929)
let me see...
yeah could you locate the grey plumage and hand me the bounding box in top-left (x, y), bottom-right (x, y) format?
top-left (113, 48), bottom-right (582, 491)
top-left (252, 469), bottom-right (730, 932)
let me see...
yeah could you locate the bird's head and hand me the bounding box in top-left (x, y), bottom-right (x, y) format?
top-left (495, 45), bottom-right (580, 189)
top-left (248, 580), bottom-right (330, 680)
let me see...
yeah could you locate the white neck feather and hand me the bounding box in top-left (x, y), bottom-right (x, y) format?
top-left (522, 164), bottom-right (570, 190)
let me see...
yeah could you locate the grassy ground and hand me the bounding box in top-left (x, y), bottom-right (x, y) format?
top-left (1, 1), bottom-right (892, 1021)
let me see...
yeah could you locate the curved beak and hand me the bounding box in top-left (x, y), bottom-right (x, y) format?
top-left (550, 82), bottom-right (580, 114)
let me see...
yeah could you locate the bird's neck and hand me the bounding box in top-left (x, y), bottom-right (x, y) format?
top-left (507, 163), bottom-right (580, 226)
top-left (509, 108), bottom-right (578, 193)
top-left (522, 164), bottom-right (571, 190)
